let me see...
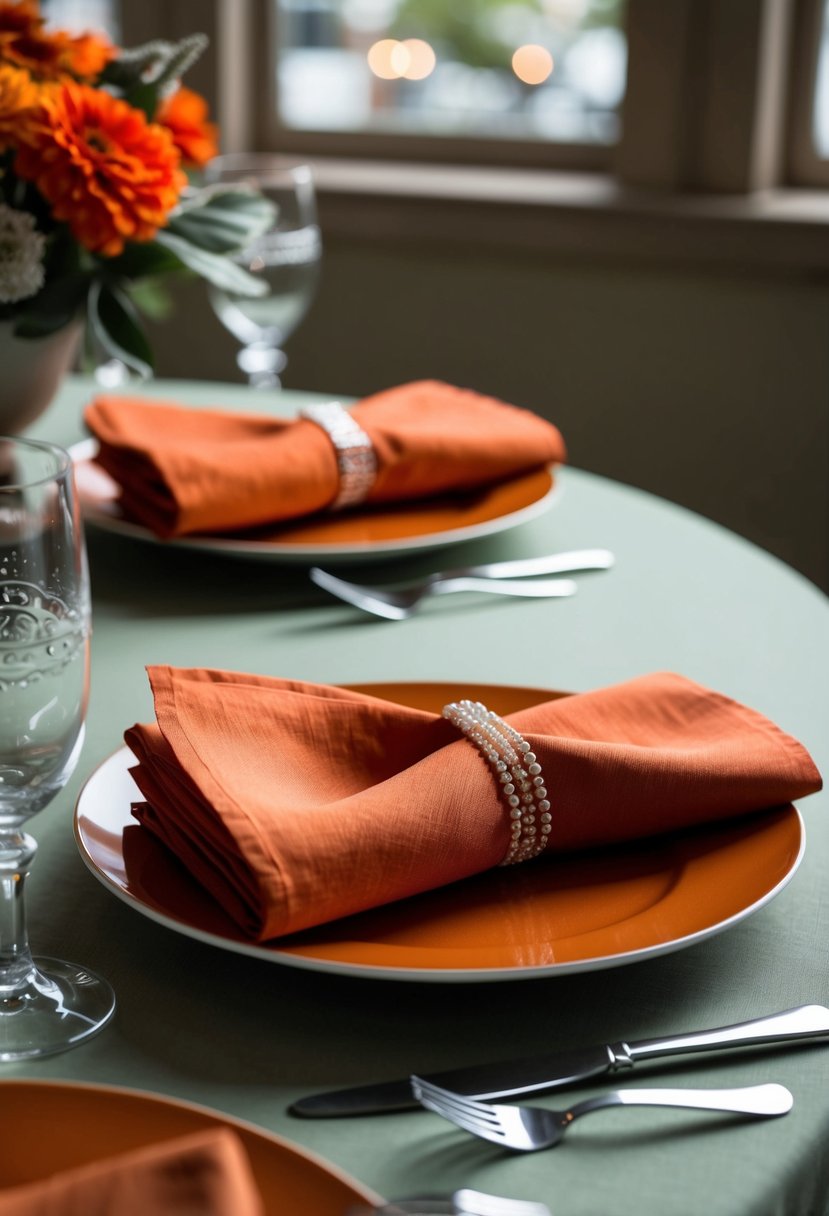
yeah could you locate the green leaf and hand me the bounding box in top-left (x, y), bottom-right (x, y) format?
top-left (105, 240), bottom-right (187, 280)
top-left (100, 34), bottom-right (208, 97)
top-left (129, 278), bottom-right (174, 321)
top-left (87, 281), bottom-right (153, 380)
top-left (167, 190), bottom-right (277, 253)
top-left (122, 80), bottom-right (160, 122)
top-left (155, 231), bottom-right (269, 296)
top-left (13, 273), bottom-right (88, 338)
top-left (152, 33), bottom-right (209, 91)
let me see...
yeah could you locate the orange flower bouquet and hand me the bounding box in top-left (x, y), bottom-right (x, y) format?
top-left (0, 1), bottom-right (273, 377)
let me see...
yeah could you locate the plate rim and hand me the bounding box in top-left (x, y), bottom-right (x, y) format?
top-left (0, 1076), bottom-right (383, 1206)
top-left (70, 440), bottom-right (561, 563)
top-left (74, 680), bottom-right (806, 983)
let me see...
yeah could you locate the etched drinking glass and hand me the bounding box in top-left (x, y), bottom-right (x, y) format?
top-left (0, 437), bottom-right (114, 1059)
top-left (206, 155), bottom-right (321, 389)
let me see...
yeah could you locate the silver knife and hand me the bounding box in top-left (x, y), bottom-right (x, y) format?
top-left (421, 549), bottom-right (616, 579)
top-left (349, 1191), bottom-right (551, 1216)
top-left (311, 549), bottom-right (614, 591)
top-left (289, 1004), bottom-right (829, 1118)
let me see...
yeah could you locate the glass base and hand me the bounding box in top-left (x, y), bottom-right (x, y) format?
top-left (237, 342), bottom-right (287, 390)
top-left (0, 956), bottom-right (115, 1061)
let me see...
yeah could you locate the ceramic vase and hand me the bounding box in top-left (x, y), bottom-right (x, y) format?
top-left (0, 317), bottom-right (83, 433)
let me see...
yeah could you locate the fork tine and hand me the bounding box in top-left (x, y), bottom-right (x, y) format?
top-left (412, 1079), bottom-right (509, 1142)
top-left (411, 1078), bottom-right (500, 1124)
top-left (420, 1092), bottom-right (502, 1130)
top-left (418, 1094), bottom-right (510, 1143)
top-left (414, 1090), bottom-right (486, 1129)
top-left (417, 1093), bottom-right (491, 1132)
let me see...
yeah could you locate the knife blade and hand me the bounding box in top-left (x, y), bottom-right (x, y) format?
top-left (289, 1003), bottom-right (829, 1118)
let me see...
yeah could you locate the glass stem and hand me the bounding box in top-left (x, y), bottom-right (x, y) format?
top-left (0, 830), bottom-right (36, 994)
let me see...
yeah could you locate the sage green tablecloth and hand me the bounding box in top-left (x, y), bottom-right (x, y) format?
top-left (12, 377), bottom-right (829, 1216)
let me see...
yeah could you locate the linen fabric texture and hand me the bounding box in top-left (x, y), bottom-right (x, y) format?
top-left (125, 668), bottom-right (822, 942)
top-left (84, 380), bottom-right (567, 537)
top-left (0, 1129), bottom-right (263, 1216)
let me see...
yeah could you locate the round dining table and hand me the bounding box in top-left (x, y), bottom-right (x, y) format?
top-left (8, 375), bottom-right (829, 1216)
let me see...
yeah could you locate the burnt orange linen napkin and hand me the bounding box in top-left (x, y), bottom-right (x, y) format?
top-left (125, 668), bottom-right (822, 942)
top-left (84, 380), bottom-right (567, 538)
top-left (0, 1128), bottom-right (263, 1216)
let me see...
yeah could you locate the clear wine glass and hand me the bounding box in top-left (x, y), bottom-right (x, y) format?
top-left (0, 437), bottom-right (114, 1060)
top-left (205, 155), bottom-right (321, 389)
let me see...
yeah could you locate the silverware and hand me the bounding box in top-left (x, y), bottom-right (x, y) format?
top-left (411, 1076), bottom-right (793, 1153)
top-left (310, 567), bottom-right (577, 618)
top-left (289, 1003), bottom-right (829, 1117)
top-left (352, 1189), bottom-right (551, 1216)
top-left (310, 547), bottom-right (614, 619)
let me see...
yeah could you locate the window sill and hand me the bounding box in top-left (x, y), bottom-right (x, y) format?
top-left (310, 157), bottom-right (829, 273)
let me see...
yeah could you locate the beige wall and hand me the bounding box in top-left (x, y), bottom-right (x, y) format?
top-left (147, 238), bottom-right (829, 593)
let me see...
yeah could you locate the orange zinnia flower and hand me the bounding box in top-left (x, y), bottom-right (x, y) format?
top-left (0, 0), bottom-right (38, 41)
top-left (0, 0), bottom-right (113, 80)
top-left (58, 30), bottom-right (113, 79)
top-left (0, 60), bottom-right (37, 150)
top-left (156, 85), bottom-right (219, 169)
top-left (14, 81), bottom-right (187, 256)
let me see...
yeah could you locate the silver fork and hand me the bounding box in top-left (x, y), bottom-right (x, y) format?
top-left (355, 1190), bottom-right (551, 1216)
top-left (411, 1076), bottom-right (793, 1153)
top-left (309, 548), bottom-right (613, 620)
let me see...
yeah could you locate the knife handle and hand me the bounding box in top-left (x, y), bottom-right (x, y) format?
top-left (460, 549), bottom-right (614, 579)
top-left (623, 1003), bottom-right (829, 1065)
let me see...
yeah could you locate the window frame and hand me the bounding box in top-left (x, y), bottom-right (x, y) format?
top-left (786, 0), bottom-right (829, 185)
top-left (117, 0), bottom-right (829, 266)
top-left (247, 0), bottom-right (619, 171)
top-left (241, 0), bottom-right (829, 190)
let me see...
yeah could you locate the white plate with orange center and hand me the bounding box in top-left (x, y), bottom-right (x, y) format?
top-left (74, 681), bottom-right (805, 983)
top-left (72, 440), bottom-right (560, 564)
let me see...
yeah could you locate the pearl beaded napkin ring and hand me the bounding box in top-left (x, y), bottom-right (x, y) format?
top-left (299, 401), bottom-right (378, 509)
top-left (442, 700), bottom-right (552, 865)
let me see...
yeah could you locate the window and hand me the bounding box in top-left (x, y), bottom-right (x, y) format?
top-left (275, 0), bottom-right (626, 147)
top-left (110, 0), bottom-right (829, 195)
top-left (811, 0), bottom-right (829, 156)
top-left (786, 0), bottom-right (829, 185)
top-left (41, 0), bottom-right (120, 40)
top-left (250, 0), bottom-right (625, 167)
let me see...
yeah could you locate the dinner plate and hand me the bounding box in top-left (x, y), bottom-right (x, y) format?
top-left (0, 1078), bottom-right (380, 1213)
top-left (71, 440), bottom-right (559, 565)
top-left (74, 681), bottom-right (805, 983)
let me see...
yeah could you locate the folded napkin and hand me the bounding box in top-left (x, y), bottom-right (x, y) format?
top-left (84, 381), bottom-right (567, 538)
top-left (0, 1128), bottom-right (263, 1216)
top-left (125, 668), bottom-right (821, 941)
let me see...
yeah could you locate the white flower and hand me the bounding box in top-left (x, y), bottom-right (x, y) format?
top-left (0, 205), bottom-right (46, 305)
